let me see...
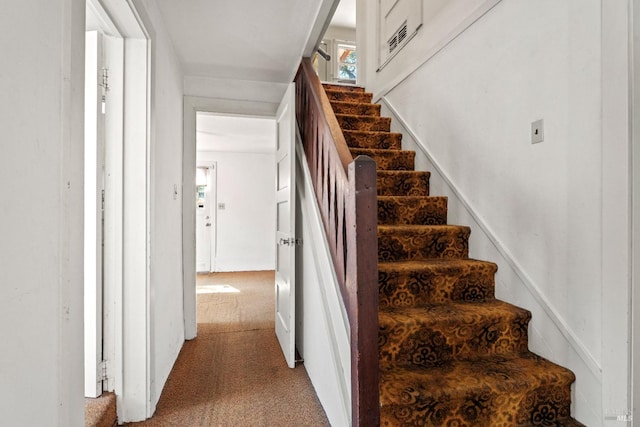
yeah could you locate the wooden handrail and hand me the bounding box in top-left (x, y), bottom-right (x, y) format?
top-left (294, 58), bottom-right (379, 427)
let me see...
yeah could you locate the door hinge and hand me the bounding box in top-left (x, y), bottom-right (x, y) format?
top-left (100, 69), bottom-right (109, 114)
top-left (99, 360), bottom-right (109, 382)
top-left (100, 68), bottom-right (110, 92)
top-left (279, 237), bottom-right (302, 246)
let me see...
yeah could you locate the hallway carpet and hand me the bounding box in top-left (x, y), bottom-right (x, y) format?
top-left (126, 271), bottom-right (329, 427)
top-left (323, 84), bottom-right (585, 426)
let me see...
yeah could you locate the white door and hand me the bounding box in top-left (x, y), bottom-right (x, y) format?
top-left (275, 83), bottom-right (297, 368)
top-left (84, 30), bottom-right (106, 398)
top-left (196, 166), bottom-right (212, 272)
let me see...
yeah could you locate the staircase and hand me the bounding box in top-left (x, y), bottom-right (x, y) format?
top-left (322, 83), bottom-right (584, 427)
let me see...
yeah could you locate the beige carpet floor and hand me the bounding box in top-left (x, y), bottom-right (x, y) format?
top-left (195, 271), bottom-right (276, 332)
top-left (125, 271), bottom-right (329, 427)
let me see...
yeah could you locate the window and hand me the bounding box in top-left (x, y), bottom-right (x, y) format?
top-left (196, 167), bottom-right (207, 209)
top-left (336, 43), bottom-right (357, 81)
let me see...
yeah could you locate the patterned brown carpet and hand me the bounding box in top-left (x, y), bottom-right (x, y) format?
top-left (323, 84), bottom-right (584, 427)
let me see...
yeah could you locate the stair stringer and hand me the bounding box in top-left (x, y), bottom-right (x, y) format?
top-left (379, 96), bottom-right (601, 426)
top-left (295, 139), bottom-right (351, 427)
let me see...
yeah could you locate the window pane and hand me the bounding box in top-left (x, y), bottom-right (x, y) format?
top-left (338, 46), bottom-right (356, 64)
top-left (339, 64), bottom-right (357, 80)
top-left (344, 51), bottom-right (357, 64)
top-left (337, 44), bottom-right (357, 80)
top-left (196, 168), bottom-right (207, 186)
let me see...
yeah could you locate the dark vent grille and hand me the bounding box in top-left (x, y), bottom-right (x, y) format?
top-left (388, 21), bottom-right (408, 54)
top-left (389, 35), bottom-right (398, 53)
top-left (398, 23), bottom-right (407, 44)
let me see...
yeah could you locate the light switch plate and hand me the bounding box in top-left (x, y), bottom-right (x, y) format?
top-left (531, 119), bottom-right (544, 144)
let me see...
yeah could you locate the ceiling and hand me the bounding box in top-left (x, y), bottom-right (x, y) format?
top-left (331, 0), bottom-right (356, 28)
top-left (155, 0), bottom-right (356, 84)
top-left (154, 0), bottom-right (356, 153)
top-left (155, 0), bottom-right (327, 83)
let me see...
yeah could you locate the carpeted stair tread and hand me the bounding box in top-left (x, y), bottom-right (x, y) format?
top-left (336, 114), bottom-right (391, 132)
top-left (322, 83), bottom-right (365, 93)
top-left (379, 259), bottom-right (498, 306)
top-left (378, 196), bottom-right (447, 225)
top-left (379, 300), bottom-right (531, 367)
top-left (379, 353), bottom-right (576, 426)
top-left (377, 171), bottom-right (431, 196)
top-left (522, 419), bottom-right (586, 427)
top-left (330, 101), bottom-right (381, 116)
top-left (378, 224), bottom-right (470, 261)
top-left (344, 130), bottom-right (403, 150)
top-left (351, 148), bottom-right (415, 170)
top-left (324, 89), bottom-right (372, 104)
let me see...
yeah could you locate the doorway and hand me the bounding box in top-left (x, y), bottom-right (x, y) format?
top-left (84, 0), bottom-right (152, 422)
top-left (187, 96), bottom-right (296, 369)
top-left (183, 99), bottom-right (283, 339)
top-left (84, 1), bottom-right (125, 399)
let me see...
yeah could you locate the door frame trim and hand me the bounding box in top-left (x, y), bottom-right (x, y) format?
top-left (90, 0), bottom-right (152, 422)
top-left (631, 0), bottom-right (640, 421)
top-left (601, 0), bottom-right (633, 423)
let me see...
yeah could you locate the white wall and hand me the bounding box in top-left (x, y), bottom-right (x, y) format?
top-left (131, 0), bottom-right (186, 414)
top-left (0, 1), bottom-right (85, 425)
top-left (197, 150), bottom-right (276, 272)
top-left (357, 1), bottom-right (631, 425)
top-left (324, 25), bottom-right (356, 42)
top-left (357, 0), bottom-right (500, 94)
top-left (184, 77), bottom-right (287, 116)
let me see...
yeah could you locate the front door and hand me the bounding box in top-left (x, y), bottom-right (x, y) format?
top-left (275, 83), bottom-right (297, 368)
top-left (196, 166), bottom-right (212, 272)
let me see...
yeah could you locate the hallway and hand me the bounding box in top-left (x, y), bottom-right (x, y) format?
top-left (126, 271), bottom-right (329, 426)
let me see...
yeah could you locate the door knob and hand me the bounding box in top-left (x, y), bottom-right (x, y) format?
top-left (206, 223), bottom-right (211, 227)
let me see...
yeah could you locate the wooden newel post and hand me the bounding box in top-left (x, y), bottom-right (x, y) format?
top-left (347, 155), bottom-right (379, 427)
